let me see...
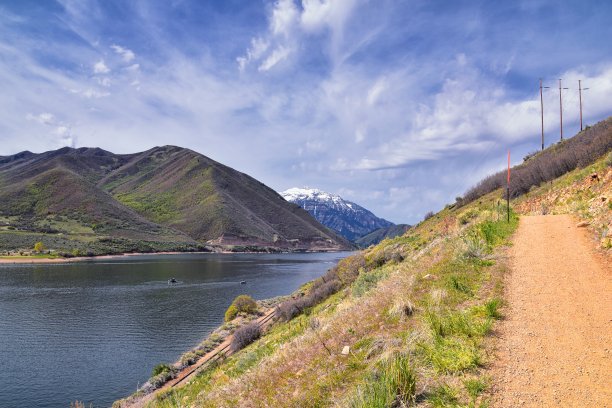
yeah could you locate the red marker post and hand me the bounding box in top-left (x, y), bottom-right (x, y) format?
top-left (507, 150), bottom-right (511, 223)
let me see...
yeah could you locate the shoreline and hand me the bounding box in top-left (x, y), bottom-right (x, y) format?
top-left (0, 251), bottom-right (204, 264)
top-left (0, 249), bottom-right (353, 264)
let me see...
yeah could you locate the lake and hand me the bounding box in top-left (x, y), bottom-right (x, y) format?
top-left (0, 252), bottom-right (350, 408)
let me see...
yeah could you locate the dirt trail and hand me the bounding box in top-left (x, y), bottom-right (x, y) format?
top-left (492, 214), bottom-right (611, 407)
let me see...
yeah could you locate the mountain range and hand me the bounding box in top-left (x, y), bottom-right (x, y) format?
top-left (0, 146), bottom-right (351, 255)
top-left (280, 187), bottom-right (409, 244)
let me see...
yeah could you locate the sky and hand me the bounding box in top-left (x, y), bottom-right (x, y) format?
top-left (0, 0), bottom-right (611, 224)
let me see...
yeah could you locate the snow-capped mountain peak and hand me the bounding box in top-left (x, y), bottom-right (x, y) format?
top-left (279, 187), bottom-right (393, 242)
top-left (281, 187), bottom-right (346, 207)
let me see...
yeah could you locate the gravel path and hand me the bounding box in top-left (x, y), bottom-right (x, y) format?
top-left (491, 214), bottom-right (611, 407)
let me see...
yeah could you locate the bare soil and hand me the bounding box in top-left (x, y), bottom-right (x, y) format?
top-left (491, 215), bottom-right (611, 407)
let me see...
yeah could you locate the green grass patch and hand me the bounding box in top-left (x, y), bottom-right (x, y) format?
top-left (428, 383), bottom-right (459, 407)
top-left (352, 267), bottom-right (389, 297)
top-left (464, 377), bottom-right (488, 399)
top-left (350, 353), bottom-right (417, 408)
top-left (420, 337), bottom-right (481, 374)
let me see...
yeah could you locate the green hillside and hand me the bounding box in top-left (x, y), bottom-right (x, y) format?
top-left (0, 146), bottom-right (351, 256)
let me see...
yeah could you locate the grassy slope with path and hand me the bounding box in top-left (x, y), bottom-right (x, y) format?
top-left (116, 145), bottom-right (611, 407)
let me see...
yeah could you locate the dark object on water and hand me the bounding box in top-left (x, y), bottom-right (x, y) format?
top-left (168, 278), bottom-right (177, 284)
top-left (240, 281), bottom-right (246, 285)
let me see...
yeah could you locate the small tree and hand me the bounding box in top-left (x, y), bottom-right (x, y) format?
top-left (224, 295), bottom-right (258, 322)
top-left (34, 241), bottom-right (46, 253)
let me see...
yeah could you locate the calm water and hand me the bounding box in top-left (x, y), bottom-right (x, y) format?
top-left (0, 252), bottom-right (350, 408)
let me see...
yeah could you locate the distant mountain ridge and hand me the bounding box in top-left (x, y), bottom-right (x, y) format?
top-left (355, 224), bottom-right (412, 248)
top-left (280, 187), bottom-right (393, 242)
top-left (0, 146), bottom-right (351, 255)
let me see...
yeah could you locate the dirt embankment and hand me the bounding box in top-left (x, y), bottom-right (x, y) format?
top-left (491, 215), bottom-right (611, 407)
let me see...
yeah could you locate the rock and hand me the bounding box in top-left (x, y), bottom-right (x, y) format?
top-left (576, 221), bottom-right (590, 228)
top-left (341, 345), bottom-right (350, 355)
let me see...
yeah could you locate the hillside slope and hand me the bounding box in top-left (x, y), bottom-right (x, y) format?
top-left (123, 123), bottom-right (611, 408)
top-left (0, 146), bottom-right (351, 255)
top-left (280, 187), bottom-right (393, 241)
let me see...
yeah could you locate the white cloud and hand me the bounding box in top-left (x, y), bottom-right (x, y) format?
top-left (53, 125), bottom-right (77, 148)
top-left (366, 77), bottom-right (387, 106)
top-left (125, 63), bottom-right (140, 72)
top-left (237, 38), bottom-right (269, 71)
top-left (238, 0), bottom-right (297, 71)
top-left (110, 44), bottom-right (135, 62)
top-left (271, 0), bottom-right (299, 37)
top-left (26, 112), bottom-right (55, 125)
top-left (93, 60), bottom-right (110, 74)
top-left (345, 63), bottom-right (612, 171)
top-left (238, 0), bottom-right (358, 72)
top-left (25, 112), bottom-right (77, 148)
top-left (82, 88), bottom-right (110, 99)
top-left (259, 46), bottom-right (291, 71)
top-left (301, 0), bottom-right (357, 34)
top-left (97, 77), bottom-right (111, 87)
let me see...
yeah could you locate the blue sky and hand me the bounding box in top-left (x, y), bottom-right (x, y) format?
top-left (1, 0), bottom-right (611, 224)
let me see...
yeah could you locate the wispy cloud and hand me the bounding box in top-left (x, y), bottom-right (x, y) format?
top-left (110, 44), bottom-right (135, 62)
top-left (93, 60), bottom-right (110, 74)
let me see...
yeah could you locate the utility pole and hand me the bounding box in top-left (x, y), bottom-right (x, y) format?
top-left (540, 79), bottom-right (550, 150)
top-left (559, 79), bottom-right (568, 141)
top-left (507, 150), bottom-right (510, 223)
top-left (578, 80), bottom-right (590, 131)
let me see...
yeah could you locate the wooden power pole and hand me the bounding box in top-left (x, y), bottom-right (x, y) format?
top-left (558, 79), bottom-right (568, 141)
top-left (540, 79), bottom-right (550, 150)
top-left (578, 80), bottom-right (589, 131)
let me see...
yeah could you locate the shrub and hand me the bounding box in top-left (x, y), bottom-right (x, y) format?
top-left (461, 233), bottom-right (488, 260)
top-left (423, 211), bottom-right (435, 221)
top-left (276, 279), bottom-right (342, 321)
top-left (179, 351), bottom-right (198, 367)
top-left (462, 118), bottom-right (612, 205)
top-left (458, 208), bottom-right (478, 225)
top-left (276, 298), bottom-right (304, 321)
top-left (151, 363), bottom-right (172, 377)
top-left (333, 253), bottom-right (366, 284)
top-left (224, 304), bottom-right (239, 322)
top-left (225, 295), bottom-right (258, 322)
top-left (310, 279), bottom-right (341, 303)
top-left (149, 370), bottom-right (174, 389)
top-left (606, 151), bottom-right (612, 167)
top-left (231, 322), bottom-right (261, 352)
top-left (33, 241), bottom-right (46, 253)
